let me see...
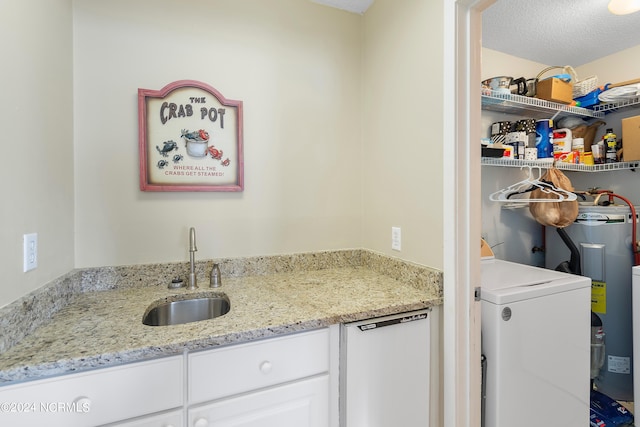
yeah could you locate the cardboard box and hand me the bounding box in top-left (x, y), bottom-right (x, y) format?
top-left (536, 77), bottom-right (574, 104)
top-left (622, 115), bottom-right (640, 161)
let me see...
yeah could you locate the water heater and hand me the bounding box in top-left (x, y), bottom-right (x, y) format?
top-left (545, 204), bottom-right (637, 401)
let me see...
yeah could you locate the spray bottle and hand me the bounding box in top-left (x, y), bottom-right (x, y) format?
top-left (604, 128), bottom-right (617, 163)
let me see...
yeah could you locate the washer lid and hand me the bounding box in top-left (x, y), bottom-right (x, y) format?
top-left (481, 259), bottom-right (591, 304)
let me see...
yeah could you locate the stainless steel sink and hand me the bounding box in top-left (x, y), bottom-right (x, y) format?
top-left (142, 294), bottom-right (230, 326)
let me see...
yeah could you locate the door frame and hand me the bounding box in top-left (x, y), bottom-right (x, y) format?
top-left (443, 0), bottom-right (494, 426)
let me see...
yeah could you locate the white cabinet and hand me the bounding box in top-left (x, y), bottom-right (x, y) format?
top-left (187, 328), bottom-right (332, 427)
top-left (188, 376), bottom-right (328, 427)
top-left (0, 355), bottom-right (183, 427)
top-left (0, 326), bottom-right (352, 427)
top-left (105, 409), bottom-right (184, 427)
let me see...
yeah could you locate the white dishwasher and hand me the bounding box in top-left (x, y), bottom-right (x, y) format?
top-left (340, 309), bottom-right (430, 427)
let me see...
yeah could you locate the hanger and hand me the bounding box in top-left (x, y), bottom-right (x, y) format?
top-left (489, 165), bottom-right (577, 203)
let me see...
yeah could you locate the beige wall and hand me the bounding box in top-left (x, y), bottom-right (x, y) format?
top-left (1, 0), bottom-right (445, 308)
top-left (575, 44), bottom-right (640, 85)
top-left (73, 0), bottom-right (363, 267)
top-left (361, 0), bottom-right (444, 269)
top-left (72, 0), bottom-right (445, 269)
top-left (0, 0), bottom-right (74, 307)
top-left (481, 48), bottom-right (547, 82)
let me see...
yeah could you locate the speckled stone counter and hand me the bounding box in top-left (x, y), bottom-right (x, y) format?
top-left (0, 250), bottom-right (442, 385)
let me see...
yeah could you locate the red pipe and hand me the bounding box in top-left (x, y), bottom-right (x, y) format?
top-left (591, 190), bottom-right (640, 266)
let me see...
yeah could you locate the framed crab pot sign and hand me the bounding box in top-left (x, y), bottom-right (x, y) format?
top-left (138, 80), bottom-right (244, 191)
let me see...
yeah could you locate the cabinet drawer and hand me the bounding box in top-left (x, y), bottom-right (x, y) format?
top-left (188, 328), bottom-right (329, 404)
top-left (0, 355), bottom-right (183, 427)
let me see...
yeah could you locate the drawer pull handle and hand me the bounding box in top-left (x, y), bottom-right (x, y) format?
top-left (259, 360), bottom-right (273, 374)
top-left (194, 417), bottom-right (209, 427)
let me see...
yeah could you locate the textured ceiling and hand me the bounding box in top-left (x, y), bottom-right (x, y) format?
top-left (311, 0), bottom-right (639, 66)
top-left (482, 0), bottom-right (640, 67)
top-left (310, 0), bottom-right (374, 14)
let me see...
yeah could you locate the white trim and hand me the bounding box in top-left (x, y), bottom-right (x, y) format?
top-left (443, 0), bottom-right (494, 426)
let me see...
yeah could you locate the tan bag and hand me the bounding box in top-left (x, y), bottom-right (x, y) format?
top-left (529, 168), bottom-right (578, 228)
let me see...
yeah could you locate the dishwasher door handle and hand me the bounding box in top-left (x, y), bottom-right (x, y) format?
top-left (356, 311), bottom-right (428, 331)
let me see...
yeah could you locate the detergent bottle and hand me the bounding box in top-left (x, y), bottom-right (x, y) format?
top-left (553, 128), bottom-right (572, 158)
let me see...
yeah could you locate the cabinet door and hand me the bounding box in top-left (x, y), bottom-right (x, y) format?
top-left (188, 375), bottom-right (329, 427)
top-left (103, 409), bottom-right (183, 427)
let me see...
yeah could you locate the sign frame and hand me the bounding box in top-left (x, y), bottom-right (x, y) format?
top-left (138, 80), bottom-right (244, 192)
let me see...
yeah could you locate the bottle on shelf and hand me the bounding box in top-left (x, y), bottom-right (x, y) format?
top-left (535, 119), bottom-right (554, 158)
top-left (604, 128), bottom-right (617, 163)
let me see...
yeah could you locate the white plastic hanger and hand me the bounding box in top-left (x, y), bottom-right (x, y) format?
top-left (489, 166), bottom-right (577, 203)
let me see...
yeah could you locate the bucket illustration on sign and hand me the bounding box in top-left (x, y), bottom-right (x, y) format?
top-left (182, 129), bottom-right (210, 157)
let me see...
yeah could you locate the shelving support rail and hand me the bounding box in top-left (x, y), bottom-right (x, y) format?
top-left (481, 90), bottom-right (605, 119)
top-left (481, 157), bottom-right (639, 172)
top-left (481, 90), bottom-right (640, 118)
top-left (593, 95), bottom-right (640, 114)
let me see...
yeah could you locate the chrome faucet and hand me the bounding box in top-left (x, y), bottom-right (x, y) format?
top-left (187, 227), bottom-right (198, 290)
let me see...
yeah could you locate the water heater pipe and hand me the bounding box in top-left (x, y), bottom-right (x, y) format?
top-left (586, 190), bottom-right (640, 266)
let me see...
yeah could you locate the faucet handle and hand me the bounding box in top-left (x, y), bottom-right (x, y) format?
top-left (210, 263), bottom-right (222, 288)
top-left (169, 277), bottom-right (185, 289)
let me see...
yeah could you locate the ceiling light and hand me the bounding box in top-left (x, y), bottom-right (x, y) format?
top-left (608, 0), bottom-right (640, 15)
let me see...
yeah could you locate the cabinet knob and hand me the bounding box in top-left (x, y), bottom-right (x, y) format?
top-left (72, 396), bottom-right (91, 412)
top-left (194, 418), bottom-right (209, 427)
top-left (259, 360), bottom-right (273, 374)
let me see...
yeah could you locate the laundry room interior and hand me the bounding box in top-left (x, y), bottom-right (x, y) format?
top-left (480, 0), bottom-right (640, 425)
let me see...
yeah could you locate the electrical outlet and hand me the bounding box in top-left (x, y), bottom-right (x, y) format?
top-left (23, 233), bottom-right (38, 272)
top-left (391, 227), bottom-right (401, 251)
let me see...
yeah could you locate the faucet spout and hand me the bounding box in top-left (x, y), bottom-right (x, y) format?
top-left (189, 227), bottom-right (197, 252)
top-left (187, 227), bottom-right (198, 289)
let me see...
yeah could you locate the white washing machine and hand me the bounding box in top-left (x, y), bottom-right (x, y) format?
top-left (481, 258), bottom-right (591, 427)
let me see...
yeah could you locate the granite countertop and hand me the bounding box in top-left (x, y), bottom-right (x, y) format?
top-left (0, 254), bottom-right (442, 385)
